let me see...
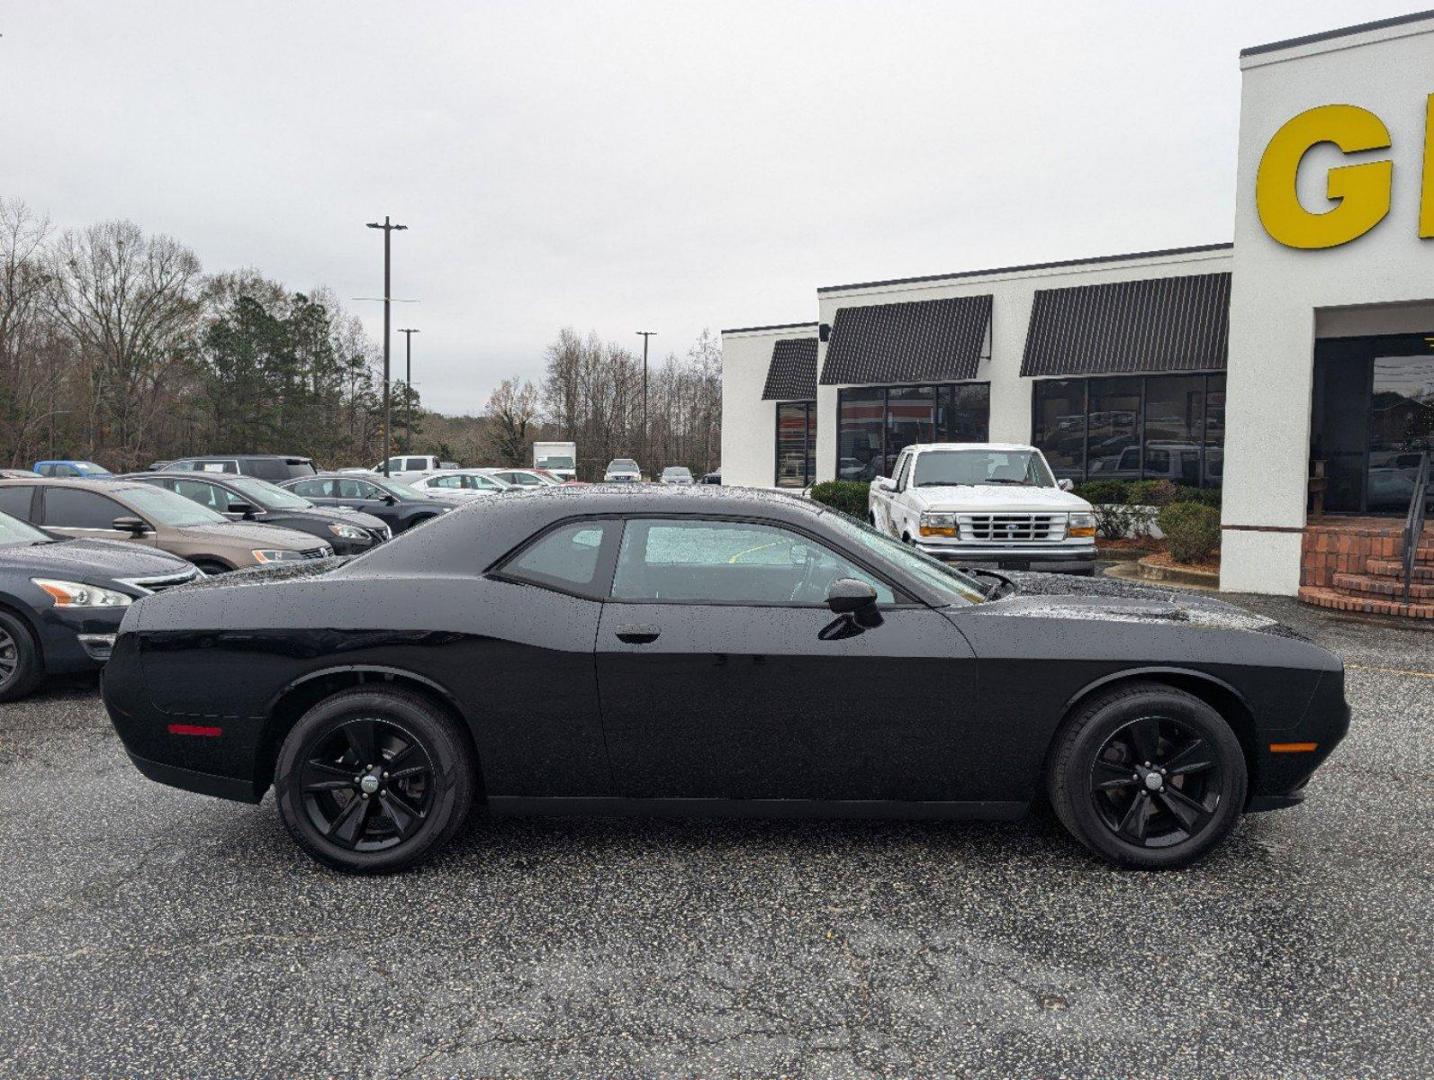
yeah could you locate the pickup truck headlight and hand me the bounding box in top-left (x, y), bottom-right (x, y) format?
top-left (919, 511), bottom-right (958, 538)
top-left (32, 579), bottom-right (133, 608)
top-left (1068, 511), bottom-right (1097, 538)
top-left (327, 522), bottom-right (369, 541)
top-left (251, 549), bottom-right (305, 564)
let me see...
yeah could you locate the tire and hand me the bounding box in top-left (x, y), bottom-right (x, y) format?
top-left (191, 559), bottom-right (232, 575)
top-left (0, 608), bottom-right (43, 703)
top-left (1046, 681), bottom-right (1247, 869)
top-left (274, 688), bottom-right (475, 873)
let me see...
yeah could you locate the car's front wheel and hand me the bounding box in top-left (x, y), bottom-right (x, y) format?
top-left (1047, 682), bottom-right (1247, 869)
top-left (274, 688), bottom-right (475, 873)
top-left (0, 609), bottom-right (42, 702)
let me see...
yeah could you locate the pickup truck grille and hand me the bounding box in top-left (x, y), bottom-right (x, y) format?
top-left (957, 513), bottom-right (1066, 542)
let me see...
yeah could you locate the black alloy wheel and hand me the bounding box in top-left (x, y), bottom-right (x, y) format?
top-left (0, 610), bottom-right (41, 702)
top-left (1087, 716), bottom-right (1221, 848)
top-left (275, 688), bottom-right (475, 873)
top-left (1047, 682), bottom-right (1246, 869)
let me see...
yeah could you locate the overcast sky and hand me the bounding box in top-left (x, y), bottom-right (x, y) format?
top-left (2, 1), bottom-right (1412, 414)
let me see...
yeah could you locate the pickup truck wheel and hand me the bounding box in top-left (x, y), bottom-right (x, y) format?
top-left (1047, 682), bottom-right (1246, 870)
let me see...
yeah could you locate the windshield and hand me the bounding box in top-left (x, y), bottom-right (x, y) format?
top-left (0, 510), bottom-right (50, 546)
top-left (537, 455), bottom-right (574, 469)
top-left (377, 478), bottom-right (430, 499)
top-left (913, 449), bottom-right (1055, 488)
top-left (120, 485), bottom-right (228, 527)
top-left (608, 459), bottom-right (638, 471)
top-left (820, 510), bottom-right (989, 605)
top-left (226, 475), bottom-right (313, 510)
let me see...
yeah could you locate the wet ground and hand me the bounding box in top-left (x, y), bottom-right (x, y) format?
top-left (0, 594), bottom-right (1430, 1078)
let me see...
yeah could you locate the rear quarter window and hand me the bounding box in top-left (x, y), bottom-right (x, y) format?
top-left (0, 486), bottom-right (36, 520)
top-left (498, 521), bottom-right (613, 598)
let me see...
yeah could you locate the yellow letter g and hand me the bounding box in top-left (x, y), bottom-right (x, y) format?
top-left (1256, 104), bottom-right (1392, 249)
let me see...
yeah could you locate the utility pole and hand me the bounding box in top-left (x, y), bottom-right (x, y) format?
top-left (636, 330), bottom-right (656, 475)
top-left (366, 216), bottom-right (407, 475)
top-left (398, 328), bottom-right (420, 453)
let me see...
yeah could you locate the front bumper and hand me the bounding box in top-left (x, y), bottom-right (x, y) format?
top-left (917, 541), bottom-right (1098, 573)
top-left (39, 606), bottom-right (128, 674)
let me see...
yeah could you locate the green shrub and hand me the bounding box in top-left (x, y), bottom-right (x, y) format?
top-left (1128, 479), bottom-right (1180, 506)
top-left (1158, 502), bottom-right (1221, 564)
top-left (1171, 485), bottom-right (1222, 509)
top-left (808, 480), bottom-right (871, 517)
top-left (1074, 479), bottom-right (1131, 506)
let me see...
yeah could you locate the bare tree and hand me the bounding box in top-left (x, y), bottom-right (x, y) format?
top-left (46, 221), bottom-right (203, 468)
top-left (482, 376), bottom-right (540, 466)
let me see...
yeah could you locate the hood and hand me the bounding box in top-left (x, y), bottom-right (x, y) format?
top-left (272, 506), bottom-right (388, 530)
top-left (906, 485), bottom-right (1092, 513)
top-left (974, 574), bottom-right (1308, 639)
top-left (0, 538), bottom-right (191, 582)
top-left (178, 520), bottom-right (324, 549)
top-left (180, 554), bottom-right (351, 591)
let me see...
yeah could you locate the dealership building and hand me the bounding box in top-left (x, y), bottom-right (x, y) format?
top-left (720, 11), bottom-right (1434, 609)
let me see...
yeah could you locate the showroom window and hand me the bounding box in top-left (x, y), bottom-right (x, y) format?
top-left (775, 402), bottom-right (817, 488)
top-left (1031, 373), bottom-right (1226, 487)
top-left (837, 383), bottom-right (990, 480)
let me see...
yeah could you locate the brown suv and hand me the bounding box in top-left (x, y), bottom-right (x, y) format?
top-left (0, 479), bottom-right (331, 573)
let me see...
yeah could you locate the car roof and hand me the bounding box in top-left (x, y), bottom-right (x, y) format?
top-left (170, 454), bottom-right (312, 461)
top-left (906, 443), bottom-right (1037, 453)
top-left (0, 477), bottom-right (148, 494)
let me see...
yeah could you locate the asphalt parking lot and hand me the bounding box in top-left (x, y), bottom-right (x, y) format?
top-left (1, 595), bottom-right (1431, 1079)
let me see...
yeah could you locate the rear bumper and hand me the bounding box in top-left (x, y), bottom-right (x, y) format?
top-left (917, 542), bottom-right (1098, 572)
top-left (125, 750), bottom-right (263, 803)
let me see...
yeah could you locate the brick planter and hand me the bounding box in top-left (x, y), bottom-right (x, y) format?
top-left (1299, 518), bottom-right (1434, 620)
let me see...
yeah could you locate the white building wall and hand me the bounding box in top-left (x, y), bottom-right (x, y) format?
top-left (719, 324), bottom-right (817, 488)
top-left (813, 248), bottom-right (1235, 482)
top-left (1223, 20), bottom-right (1434, 594)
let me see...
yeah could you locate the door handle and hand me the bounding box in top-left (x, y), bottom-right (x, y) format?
top-left (615, 624), bottom-right (661, 644)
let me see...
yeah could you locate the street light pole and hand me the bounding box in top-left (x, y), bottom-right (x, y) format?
top-left (398, 328), bottom-right (420, 453)
top-left (636, 330), bottom-right (656, 474)
top-left (366, 216), bottom-right (407, 476)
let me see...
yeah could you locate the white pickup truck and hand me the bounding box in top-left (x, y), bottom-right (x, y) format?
top-left (868, 443), bottom-right (1098, 575)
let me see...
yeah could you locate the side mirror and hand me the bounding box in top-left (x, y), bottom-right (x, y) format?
top-left (1058, 478), bottom-right (1074, 492)
top-left (112, 515), bottom-right (151, 536)
top-left (382, 494), bottom-right (398, 505)
top-left (826, 578), bottom-right (881, 627)
top-left (227, 501), bottom-right (257, 518)
top-left (875, 477), bottom-right (895, 492)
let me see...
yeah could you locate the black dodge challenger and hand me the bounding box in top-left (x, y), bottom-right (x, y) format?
top-left (102, 486), bottom-right (1349, 873)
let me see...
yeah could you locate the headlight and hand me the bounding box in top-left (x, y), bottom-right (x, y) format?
top-left (250, 549), bottom-right (305, 564)
top-left (919, 511), bottom-right (958, 538)
top-left (32, 579), bottom-right (133, 608)
top-left (1068, 511), bottom-right (1097, 538)
top-left (327, 523), bottom-right (369, 540)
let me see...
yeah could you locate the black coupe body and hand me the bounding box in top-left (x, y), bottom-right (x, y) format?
top-left (102, 487), bottom-right (1348, 872)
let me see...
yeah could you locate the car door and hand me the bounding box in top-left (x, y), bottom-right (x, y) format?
top-left (287, 477), bottom-right (336, 508)
top-left (464, 474), bottom-right (505, 495)
top-left (870, 450), bottom-right (909, 534)
top-left (337, 478), bottom-right (402, 525)
top-left (40, 487), bottom-right (159, 548)
top-left (594, 515), bottom-right (978, 802)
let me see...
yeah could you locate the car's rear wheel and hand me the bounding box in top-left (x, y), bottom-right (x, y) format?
top-left (274, 688), bottom-right (475, 873)
top-left (1047, 682), bottom-right (1246, 869)
top-left (0, 609), bottom-right (42, 702)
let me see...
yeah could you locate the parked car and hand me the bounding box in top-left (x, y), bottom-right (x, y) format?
top-left (103, 486), bottom-right (1348, 874)
top-left (369, 455), bottom-right (450, 484)
top-left (659, 466), bottom-right (694, 486)
top-left (0, 509), bottom-right (199, 701)
top-left (124, 472), bottom-right (391, 555)
top-left (0, 469), bottom-right (40, 479)
top-left (700, 469), bottom-right (721, 485)
top-left (0, 478), bottom-right (330, 574)
top-left (532, 441), bottom-right (577, 481)
top-left (281, 473), bottom-right (463, 534)
top-left (34, 460), bottom-right (112, 479)
top-left (603, 458), bottom-right (642, 483)
top-left (485, 468), bottom-right (562, 489)
top-left (868, 443), bottom-right (1098, 575)
top-left (411, 470), bottom-right (514, 499)
top-left (160, 455), bottom-right (318, 483)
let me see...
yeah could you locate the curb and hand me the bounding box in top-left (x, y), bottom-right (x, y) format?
top-left (1136, 555), bottom-right (1220, 589)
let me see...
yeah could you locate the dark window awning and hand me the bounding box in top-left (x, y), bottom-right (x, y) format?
top-left (761, 338), bottom-right (819, 401)
top-left (819, 295), bottom-right (992, 385)
top-left (1020, 272), bottom-right (1231, 377)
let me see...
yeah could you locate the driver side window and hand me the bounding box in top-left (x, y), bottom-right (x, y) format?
top-left (611, 518), bottom-right (894, 605)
